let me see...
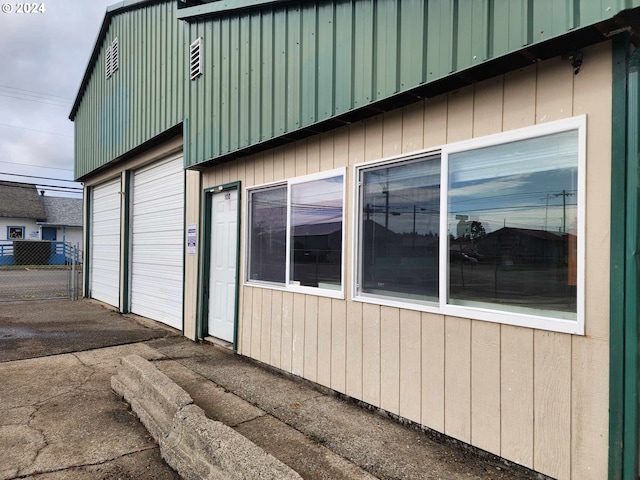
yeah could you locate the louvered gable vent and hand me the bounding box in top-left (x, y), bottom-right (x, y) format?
top-left (105, 37), bottom-right (119, 80)
top-left (190, 37), bottom-right (202, 80)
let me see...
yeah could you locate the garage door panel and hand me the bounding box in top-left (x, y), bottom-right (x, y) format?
top-left (130, 154), bottom-right (184, 330)
top-left (90, 177), bottom-right (121, 308)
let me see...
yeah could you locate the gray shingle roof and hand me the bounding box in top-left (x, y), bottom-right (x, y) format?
top-left (0, 181), bottom-right (47, 220)
top-left (40, 197), bottom-right (83, 227)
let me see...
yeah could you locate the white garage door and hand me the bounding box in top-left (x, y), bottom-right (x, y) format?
top-left (90, 177), bottom-right (121, 308)
top-left (130, 154), bottom-right (184, 329)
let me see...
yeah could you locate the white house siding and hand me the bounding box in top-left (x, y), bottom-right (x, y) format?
top-left (198, 42), bottom-right (611, 480)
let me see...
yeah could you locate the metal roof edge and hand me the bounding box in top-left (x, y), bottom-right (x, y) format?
top-left (69, 0), bottom-right (171, 121)
top-left (176, 0), bottom-right (297, 21)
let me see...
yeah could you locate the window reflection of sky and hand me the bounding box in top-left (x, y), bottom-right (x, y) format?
top-left (362, 157), bottom-right (441, 236)
top-left (291, 176), bottom-right (343, 226)
top-left (448, 130), bottom-right (578, 235)
top-left (449, 168), bottom-right (578, 234)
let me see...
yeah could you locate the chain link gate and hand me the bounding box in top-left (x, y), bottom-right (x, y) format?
top-left (0, 240), bottom-right (82, 301)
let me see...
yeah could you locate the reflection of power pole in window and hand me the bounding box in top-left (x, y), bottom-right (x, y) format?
top-left (554, 190), bottom-right (575, 233)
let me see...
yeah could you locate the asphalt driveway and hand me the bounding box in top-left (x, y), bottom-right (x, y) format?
top-left (0, 299), bottom-right (180, 480)
top-left (0, 299), bottom-right (175, 362)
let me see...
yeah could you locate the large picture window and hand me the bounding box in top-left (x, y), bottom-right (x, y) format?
top-left (446, 130), bottom-right (579, 320)
top-left (246, 169), bottom-right (345, 297)
top-left (355, 116), bottom-right (585, 334)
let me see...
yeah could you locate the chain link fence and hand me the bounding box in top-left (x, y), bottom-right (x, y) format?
top-left (0, 240), bottom-right (82, 301)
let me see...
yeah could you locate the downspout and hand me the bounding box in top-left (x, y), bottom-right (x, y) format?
top-left (609, 33), bottom-right (640, 480)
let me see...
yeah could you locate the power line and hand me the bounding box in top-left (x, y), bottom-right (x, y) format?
top-left (0, 123), bottom-right (73, 138)
top-left (0, 84), bottom-right (73, 101)
top-left (0, 172), bottom-right (80, 183)
top-left (0, 182), bottom-right (82, 192)
top-left (0, 92), bottom-right (71, 108)
top-left (0, 160), bottom-right (73, 172)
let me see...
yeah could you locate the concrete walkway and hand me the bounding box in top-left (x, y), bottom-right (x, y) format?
top-left (0, 300), bottom-right (542, 479)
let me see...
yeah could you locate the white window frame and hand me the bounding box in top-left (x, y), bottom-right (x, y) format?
top-left (353, 115), bottom-right (586, 335)
top-left (245, 167), bottom-right (346, 299)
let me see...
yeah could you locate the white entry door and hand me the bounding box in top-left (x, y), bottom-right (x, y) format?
top-left (207, 188), bottom-right (238, 342)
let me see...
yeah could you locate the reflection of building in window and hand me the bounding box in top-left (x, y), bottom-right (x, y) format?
top-left (8, 226), bottom-right (24, 239)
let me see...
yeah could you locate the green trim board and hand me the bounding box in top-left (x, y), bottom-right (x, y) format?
top-left (622, 45), bottom-right (640, 480)
top-left (180, 166), bottom-right (188, 336)
top-left (609, 33), bottom-right (640, 480)
top-left (199, 181), bottom-right (241, 349)
top-left (83, 186), bottom-right (92, 298)
top-left (121, 170), bottom-right (132, 314)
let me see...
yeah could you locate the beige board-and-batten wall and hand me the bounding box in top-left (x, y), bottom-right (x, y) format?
top-left (196, 41), bottom-right (611, 480)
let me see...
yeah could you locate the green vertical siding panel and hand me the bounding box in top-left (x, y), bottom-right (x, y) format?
top-left (471, 0), bottom-right (489, 64)
top-left (261, 10), bottom-right (274, 141)
top-left (532, 0), bottom-right (572, 42)
top-left (456, 0), bottom-right (474, 70)
top-left (317, 2), bottom-right (335, 119)
top-left (375, 0), bottom-right (399, 100)
top-left (426, 0), bottom-right (454, 80)
top-left (249, 12), bottom-right (262, 145)
top-left (353, 0), bottom-right (373, 107)
top-left (286, 5), bottom-right (302, 132)
top-left (221, 17), bottom-right (231, 153)
top-left (239, 15), bottom-right (251, 148)
top-left (301, 4), bottom-right (317, 125)
top-left (212, 22), bottom-right (223, 157)
top-left (229, 16), bottom-right (241, 152)
top-left (273, 11), bottom-right (287, 136)
top-left (399, 0), bottom-right (424, 91)
top-left (334, 0), bottom-right (353, 113)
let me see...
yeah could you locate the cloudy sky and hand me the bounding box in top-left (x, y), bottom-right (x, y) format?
top-left (0, 0), bottom-right (116, 197)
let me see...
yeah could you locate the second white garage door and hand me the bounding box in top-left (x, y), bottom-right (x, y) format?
top-left (130, 154), bottom-right (184, 329)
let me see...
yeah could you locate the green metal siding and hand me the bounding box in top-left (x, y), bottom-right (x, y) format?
top-left (74, 0), bottom-right (185, 178)
top-left (74, 0), bottom-right (640, 176)
top-left (182, 0), bottom-right (640, 168)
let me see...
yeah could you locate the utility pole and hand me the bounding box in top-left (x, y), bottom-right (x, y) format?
top-left (554, 190), bottom-right (575, 233)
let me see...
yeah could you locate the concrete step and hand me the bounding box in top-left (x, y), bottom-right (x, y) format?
top-left (146, 337), bottom-right (542, 480)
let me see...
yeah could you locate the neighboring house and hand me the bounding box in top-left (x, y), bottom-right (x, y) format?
top-left (39, 196), bottom-right (83, 247)
top-left (0, 181), bottom-right (83, 244)
top-left (0, 181), bottom-right (47, 240)
top-left (70, 2), bottom-right (640, 479)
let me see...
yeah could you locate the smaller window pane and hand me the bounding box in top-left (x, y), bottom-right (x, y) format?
top-left (360, 156), bottom-right (440, 302)
top-left (290, 175), bottom-right (343, 289)
top-left (248, 186), bottom-right (286, 283)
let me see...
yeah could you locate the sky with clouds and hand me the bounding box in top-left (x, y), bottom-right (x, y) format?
top-left (0, 0), bottom-right (116, 197)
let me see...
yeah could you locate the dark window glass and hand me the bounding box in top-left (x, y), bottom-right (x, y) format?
top-left (248, 185), bottom-right (286, 283)
top-left (8, 227), bottom-right (24, 239)
top-left (290, 175), bottom-right (343, 290)
top-left (447, 130), bottom-right (578, 319)
top-left (360, 157), bottom-right (440, 302)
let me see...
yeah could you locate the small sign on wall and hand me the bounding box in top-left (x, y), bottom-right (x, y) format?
top-left (187, 224), bottom-right (197, 255)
